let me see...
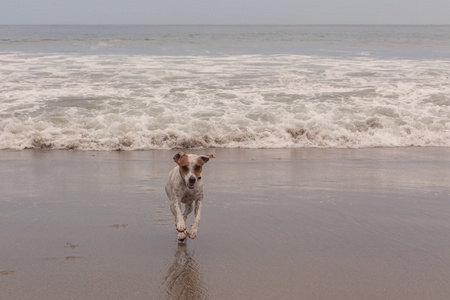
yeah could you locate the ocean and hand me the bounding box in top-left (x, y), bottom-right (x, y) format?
top-left (1, 25), bottom-right (449, 150)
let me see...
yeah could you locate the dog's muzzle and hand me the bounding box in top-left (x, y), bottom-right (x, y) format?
top-left (187, 176), bottom-right (196, 189)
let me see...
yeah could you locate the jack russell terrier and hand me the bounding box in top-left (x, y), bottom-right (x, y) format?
top-left (165, 152), bottom-right (214, 241)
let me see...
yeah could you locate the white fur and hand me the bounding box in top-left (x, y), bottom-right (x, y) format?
top-left (165, 152), bottom-right (213, 241)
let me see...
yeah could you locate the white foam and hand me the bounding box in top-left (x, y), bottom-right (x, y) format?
top-left (1, 53), bottom-right (449, 150)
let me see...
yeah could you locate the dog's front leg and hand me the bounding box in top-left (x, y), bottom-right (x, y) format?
top-left (188, 199), bottom-right (202, 239)
top-left (170, 199), bottom-right (186, 233)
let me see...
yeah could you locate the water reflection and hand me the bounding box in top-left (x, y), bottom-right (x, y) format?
top-left (161, 243), bottom-right (207, 300)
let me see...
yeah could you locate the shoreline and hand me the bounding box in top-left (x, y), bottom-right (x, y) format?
top-left (1, 147), bottom-right (450, 299)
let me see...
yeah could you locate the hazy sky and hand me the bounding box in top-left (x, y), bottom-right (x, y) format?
top-left (1, 0), bottom-right (449, 25)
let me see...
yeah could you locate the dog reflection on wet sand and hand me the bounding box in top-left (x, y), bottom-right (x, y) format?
top-left (162, 243), bottom-right (207, 300)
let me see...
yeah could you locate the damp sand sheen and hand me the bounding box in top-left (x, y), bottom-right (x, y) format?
top-left (1, 148), bottom-right (450, 299)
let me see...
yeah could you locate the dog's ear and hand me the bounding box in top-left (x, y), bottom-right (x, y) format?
top-left (200, 154), bottom-right (215, 164)
top-left (173, 152), bottom-right (186, 163)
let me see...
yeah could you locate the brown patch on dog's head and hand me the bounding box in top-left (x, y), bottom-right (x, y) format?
top-left (173, 152), bottom-right (190, 176)
top-left (193, 159), bottom-right (203, 179)
top-left (173, 152), bottom-right (185, 163)
top-left (194, 154), bottom-right (215, 179)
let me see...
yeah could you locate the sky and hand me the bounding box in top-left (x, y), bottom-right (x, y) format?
top-left (1, 0), bottom-right (449, 25)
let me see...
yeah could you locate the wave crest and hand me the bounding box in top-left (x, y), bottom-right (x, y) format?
top-left (1, 53), bottom-right (449, 150)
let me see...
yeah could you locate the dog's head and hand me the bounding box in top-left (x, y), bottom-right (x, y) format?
top-left (173, 152), bottom-right (214, 189)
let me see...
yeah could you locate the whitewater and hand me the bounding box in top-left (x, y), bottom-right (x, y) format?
top-left (1, 25), bottom-right (449, 150)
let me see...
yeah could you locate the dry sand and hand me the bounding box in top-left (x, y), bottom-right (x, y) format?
top-left (1, 148), bottom-right (450, 299)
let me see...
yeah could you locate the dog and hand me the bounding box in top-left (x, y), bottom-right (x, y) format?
top-left (165, 152), bottom-right (214, 241)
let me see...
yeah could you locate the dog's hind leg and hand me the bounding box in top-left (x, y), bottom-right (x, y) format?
top-left (183, 202), bottom-right (194, 221)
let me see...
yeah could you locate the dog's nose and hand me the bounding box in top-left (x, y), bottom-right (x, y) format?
top-left (188, 176), bottom-right (196, 184)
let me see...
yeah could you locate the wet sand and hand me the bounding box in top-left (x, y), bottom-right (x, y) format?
top-left (1, 148), bottom-right (450, 299)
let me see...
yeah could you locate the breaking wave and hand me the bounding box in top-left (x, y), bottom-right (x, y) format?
top-left (1, 53), bottom-right (449, 150)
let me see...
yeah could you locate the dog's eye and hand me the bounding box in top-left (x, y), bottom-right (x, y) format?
top-left (194, 165), bottom-right (201, 171)
top-left (181, 166), bottom-right (189, 171)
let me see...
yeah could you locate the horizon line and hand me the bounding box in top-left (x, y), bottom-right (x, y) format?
top-left (1, 23), bottom-right (450, 26)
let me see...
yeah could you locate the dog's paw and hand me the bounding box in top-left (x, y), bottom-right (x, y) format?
top-left (188, 231), bottom-right (197, 239)
top-left (178, 231), bottom-right (187, 241)
top-left (188, 225), bottom-right (198, 239)
top-left (176, 221), bottom-right (186, 232)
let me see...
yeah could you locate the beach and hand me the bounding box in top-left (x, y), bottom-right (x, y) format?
top-left (2, 24), bottom-right (450, 300)
top-left (1, 147), bottom-right (449, 299)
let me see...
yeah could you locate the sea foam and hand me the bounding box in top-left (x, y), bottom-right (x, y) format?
top-left (1, 53), bottom-right (449, 150)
